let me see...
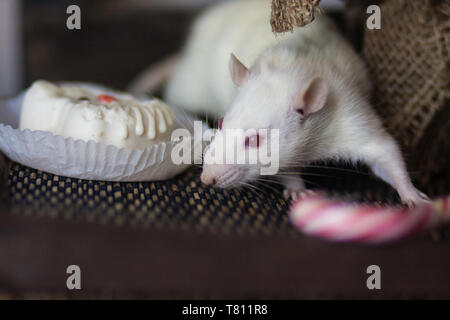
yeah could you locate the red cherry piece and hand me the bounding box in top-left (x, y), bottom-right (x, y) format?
top-left (218, 117), bottom-right (224, 130)
top-left (98, 94), bottom-right (116, 103)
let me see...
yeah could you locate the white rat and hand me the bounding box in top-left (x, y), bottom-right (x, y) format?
top-left (159, 0), bottom-right (428, 206)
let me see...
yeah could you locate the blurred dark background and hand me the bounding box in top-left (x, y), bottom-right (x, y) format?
top-left (22, 0), bottom-right (205, 90)
top-left (0, 0), bottom-right (346, 96)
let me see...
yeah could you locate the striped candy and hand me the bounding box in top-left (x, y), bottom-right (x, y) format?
top-left (289, 194), bottom-right (450, 244)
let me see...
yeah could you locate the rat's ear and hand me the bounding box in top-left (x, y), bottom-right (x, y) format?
top-left (229, 53), bottom-right (250, 87)
top-left (293, 78), bottom-right (328, 117)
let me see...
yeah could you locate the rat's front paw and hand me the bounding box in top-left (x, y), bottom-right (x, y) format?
top-left (401, 189), bottom-right (430, 208)
top-left (283, 189), bottom-right (316, 201)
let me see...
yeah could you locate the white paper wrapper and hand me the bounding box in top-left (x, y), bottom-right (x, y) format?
top-left (0, 83), bottom-right (204, 182)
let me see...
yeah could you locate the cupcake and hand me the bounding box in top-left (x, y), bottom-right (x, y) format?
top-left (20, 80), bottom-right (176, 150)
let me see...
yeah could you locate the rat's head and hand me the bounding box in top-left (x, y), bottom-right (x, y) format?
top-left (201, 53), bottom-right (329, 188)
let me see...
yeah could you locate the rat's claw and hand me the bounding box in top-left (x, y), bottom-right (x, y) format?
top-left (299, 190), bottom-right (317, 199)
top-left (401, 189), bottom-right (431, 208)
top-left (283, 189), bottom-right (316, 201)
top-left (419, 191), bottom-right (430, 201)
top-left (404, 200), bottom-right (416, 209)
top-left (283, 189), bottom-right (292, 200)
top-left (283, 189), bottom-right (302, 200)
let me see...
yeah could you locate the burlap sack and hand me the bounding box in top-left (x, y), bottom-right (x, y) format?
top-left (271, 0), bottom-right (321, 33)
top-left (362, 0), bottom-right (449, 185)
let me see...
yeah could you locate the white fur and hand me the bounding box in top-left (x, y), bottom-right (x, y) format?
top-left (166, 0), bottom-right (428, 205)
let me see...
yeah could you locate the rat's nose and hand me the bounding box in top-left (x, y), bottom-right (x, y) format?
top-left (200, 172), bottom-right (217, 185)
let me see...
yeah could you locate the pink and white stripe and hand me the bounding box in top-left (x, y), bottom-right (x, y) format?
top-left (289, 194), bottom-right (450, 244)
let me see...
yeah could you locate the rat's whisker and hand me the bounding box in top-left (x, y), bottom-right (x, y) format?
top-left (254, 180), bottom-right (283, 196)
top-left (256, 177), bottom-right (285, 186)
top-left (240, 182), bottom-right (262, 197)
top-left (281, 163), bottom-right (371, 176)
top-left (174, 106), bottom-right (196, 131)
top-left (277, 172), bottom-right (336, 178)
top-left (246, 181), bottom-right (266, 194)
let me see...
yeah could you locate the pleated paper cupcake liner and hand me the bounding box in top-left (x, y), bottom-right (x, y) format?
top-left (0, 83), bottom-right (204, 182)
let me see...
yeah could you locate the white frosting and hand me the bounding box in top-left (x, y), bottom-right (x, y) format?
top-left (19, 80), bottom-right (176, 149)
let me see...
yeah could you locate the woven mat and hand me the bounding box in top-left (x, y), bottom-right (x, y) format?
top-left (5, 160), bottom-right (450, 240)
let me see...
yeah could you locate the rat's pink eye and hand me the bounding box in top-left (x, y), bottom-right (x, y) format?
top-left (218, 118), bottom-right (224, 130)
top-left (245, 134), bottom-right (261, 149)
